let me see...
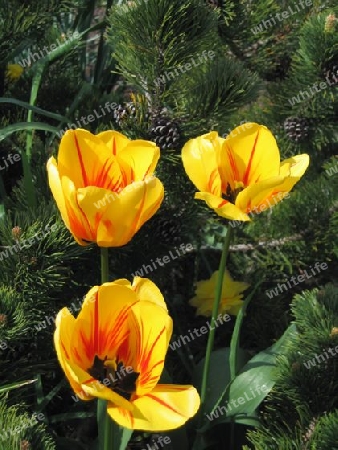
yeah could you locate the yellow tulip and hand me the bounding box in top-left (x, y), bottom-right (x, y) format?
top-left (6, 64), bottom-right (24, 80)
top-left (190, 270), bottom-right (249, 317)
top-left (47, 129), bottom-right (164, 246)
top-left (181, 123), bottom-right (309, 221)
top-left (54, 277), bottom-right (200, 431)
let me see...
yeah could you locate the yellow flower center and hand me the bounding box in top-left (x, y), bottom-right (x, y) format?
top-left (88, 356), bottom-right (139, 400)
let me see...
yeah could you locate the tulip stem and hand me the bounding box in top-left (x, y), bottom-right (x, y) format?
top-left (199, 226), bottom-right (234, 411)
top-left (100, 247), bottom-right (109, 284)
top-left (99, 247), bottom-right (113, 450)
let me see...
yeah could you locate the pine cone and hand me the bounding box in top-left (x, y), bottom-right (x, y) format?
top-left (148, 117), bottom-right (181, 151)
top-left (265, 55), bottom-right (291, 81)
top-left (113, 102), bottom-right (137, 126)
top-left (283, 117), bottom-right (310, 143)
top-left (322, 60), bottom-right (338, 86)
top-left (153, 215), bottom-right (182, 245)
top-left (206, 0), bottom-right (221, 8)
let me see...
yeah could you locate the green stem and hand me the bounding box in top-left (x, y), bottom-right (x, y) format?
top-left (199, 226), bottom-right (234, 409)
top-left (100, 247), bottom-right (109, 284)
top-left (98, 246), bottom-right (112, 450)
top-left (23, 63), bottom-right (45, 209)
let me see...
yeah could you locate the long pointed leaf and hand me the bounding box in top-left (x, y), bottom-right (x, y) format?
top-left (35, 378), bottom-right (67, 413)
top-left (0, 122), bottom-right (60, 142)
top-left (0, 379), bottom-right (37, 394)
top-left (0, 98), bottom-right (68, 122)
top-left (202, 323), bottom-right (297, 430)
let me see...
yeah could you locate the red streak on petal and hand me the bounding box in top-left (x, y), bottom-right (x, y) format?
top-left (129, 184), bottom-right (146, 236)
top-left (146, 393), bottom-right (184, 416)
top-left (61, 341), bottom-right (70, 360)
top-left (104, 303), bottom-right (137, 358)
top-left (79, 330), bottom-right (91, 362)
top-left (226, 145), bottom-right (239, 181)
top-left (141, 326), bottom-right (166, 373)
top-left (118, 409), bottom-right (134, 429)
top-left (243, 129), bottom-right (260, 186)
top-left (96, 159), bottom-right (114, 189)
top-left (76, 199), bottom-right (96, 241)
top-left (82, 377), bottom-right (96, 385)
top-left (217, 199), bottom-right (228, 208)
top-left (74, 133), bottom-right (89, 186)
top-left (81, 291), bottom-right (99, 362)
top-left (112, 137), bottom-right (117, 155)
top-left (94, 291), bottom-right (99, 354)
top-left (141, 359), bottom-right (164, 386)
top-left (73, 347), bottom-right (83, 365)
top-left (208, 168), bottom-right (219, 194)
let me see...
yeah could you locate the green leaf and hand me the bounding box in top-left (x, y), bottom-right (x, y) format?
top-left (0, 98), bottom-right (68, 122)
top-left (192, 347), bottom-right (249, 426)
top-left (0, 122), bottom-right (60, 142)
top-left (0, 170), bottom-right (6, 222)
top-left (233, 414), bottom-right (261, 427)
top-left (0, 378), bottom-right (37, 394)
top-left (35, 378), bottom-right (66, 414)
top-left (203, 323), bottom-right (297, 430)
top-left (98, 399), bottom-right (132, 450)
top-left (0, 203), bottom-right (5, 222)
top-left (229, 282), bottom-right (262, 380)
top-left (35, 374), bottom-right (44, 406)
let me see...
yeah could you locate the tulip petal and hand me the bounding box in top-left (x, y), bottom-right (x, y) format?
top-left (181, 132), bottom-right (222, 195)
top-left (97, 130), bottom-right (131, 155)
top-left (235, 175), bottom-right (286, 214)
top-left (59, 351), bottom-right (133, 410)
top-left (222, 123), bottom-right (280, 189)
top-left (77, 186), bottom-right (117, 216)
top-left (73, 283), bottom-right (138, 366)
top-left (118, 301), bottom-right (172, 396)
top-left (58, 129), bottom-right (123, 191)
top-left (272, 154), bottom-right (310, 194)
top-left (47, 157), bottom-right (70, 230)
top-left (89, 177), bottom-right (164, 247)
top-left (80, 377), bottom-right (134, 411)
top-left (117, 141), bottom-right (160, 184)
top-left (132, 277), bottom-right (168, 311)
top-left (107, 385), bottom-right (200, 431)
top-left (54, 307), bottom-right (115, 403)
top-left (54, 308), bottom-right (83, 395)
top-left (195, 192), bottom-right (250, 221)
top-left (61, 177), bottom-right (95, 245)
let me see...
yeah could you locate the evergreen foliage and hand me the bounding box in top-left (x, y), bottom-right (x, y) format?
top-left (246, 285), bottom-right (338, 449)
top-left (0, 398), bottom-right (55, 450)
top-left (0, 0), bottom-right (338, 447)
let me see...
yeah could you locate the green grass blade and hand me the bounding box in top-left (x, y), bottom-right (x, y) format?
top-left (0, 379), bottom-right (37, 394)
top-left (0, 122), bottom-right (60, 142)
top-left (0, 98), bottom-right (68, 122)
